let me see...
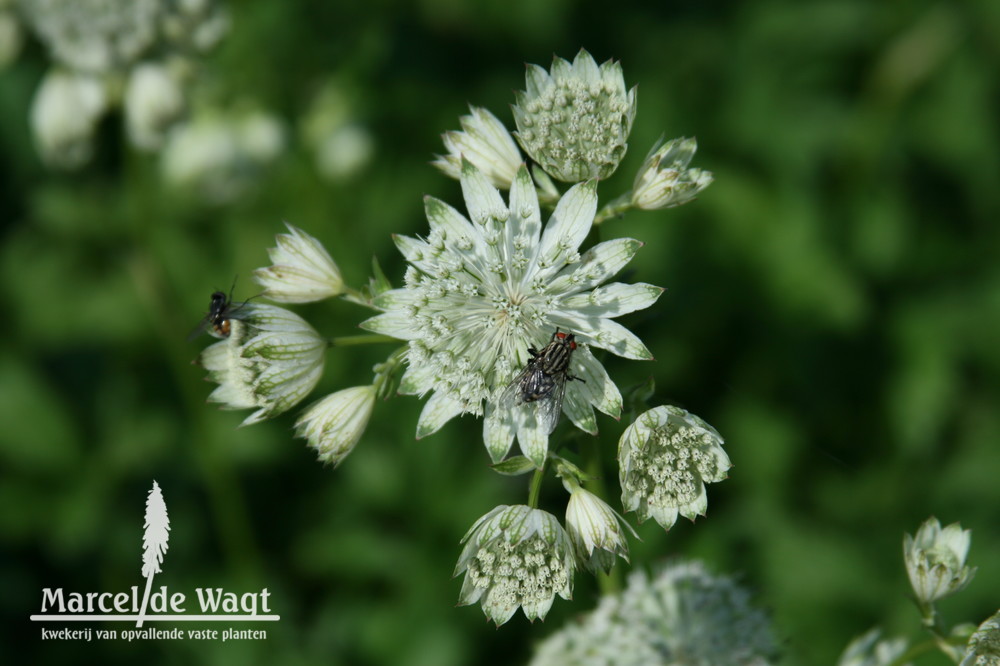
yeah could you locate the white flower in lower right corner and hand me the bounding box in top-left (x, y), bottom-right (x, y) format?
top-left (618, 405), bottom-right (731, 530)
top-left (565, 486), bottom-right (634, 574)
top-left (296, 385), bottom-right (375, 466)
top-left (454, 504), bottom-right (574, 625)
top-left (962, 611), bottom-right (1000, 666)
top-left (904, 517), bottom-right (976, 606)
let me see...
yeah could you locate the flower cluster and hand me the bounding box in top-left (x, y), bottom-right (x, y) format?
top-left (16, 0), bottom-right (228, 167)
top-left (529, 560), bottom-right (779, 666)
top-left (455, 505), bottom-right (575, 625)
top-left (903, 517), bottom-right (976, 607)
top-left (619, 405), bottom-right (731, 529)
top-left (362, 161), bottom-right (659, 465)
top-left (193, 50), bottom-right (725, 625)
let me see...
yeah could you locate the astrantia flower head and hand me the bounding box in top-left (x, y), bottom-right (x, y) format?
top-left (199, 304), bottom-right (326, 426)
top-left (837, 628), bottom-right (910, 666)
top-left (904, 517), bottom-right (976, 606)
top-left (433, 106), bottom-right (522, 190)
top-left (454, 504), bottom-right (574, 625)
top-left (361, 161), bottom-right (661, 465)
top-left (619, 405), bottom-right (731, 529)
top-left (530, 560), bottom-right (779, 666)
top-left (254, 223), bottom-right (344, 303)
top-left (962, 611), bottom-right (1000, 666)
top-left (632, 137), bottom-right (714, 210)
top-left (513, 49), bottom-right (637, 183)
top-left (124, 62), bottom-right (185, 151)
top-left (30, 69), bottom-right (107, 169)
top-left (296, 385), bottom-right (376, 466)
top-left (565, 486), bottom-right (634, 574)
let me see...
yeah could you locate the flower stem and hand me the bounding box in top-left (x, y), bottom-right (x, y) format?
top-left (329, 333), bottom-right (397, 347)
top-left (528, 463), bottom-right (546, 509)
top-left (594, 192), bottom-right (634, 225)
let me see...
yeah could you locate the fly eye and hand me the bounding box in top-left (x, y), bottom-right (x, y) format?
top-left (555, 332), bottom-right (566, 340)
top-left (569, 341), bottom-right (577, 350)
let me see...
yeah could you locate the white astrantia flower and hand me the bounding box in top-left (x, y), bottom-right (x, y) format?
top-left (124, 62), bottom-right (185, 151)
top-left (199, 304), bottom-right (327, 426)
top-left (361, 161), bottom-right (661, 465)
top-left (837, 628), bottom-right (910, 666)
top-left (632, 137), bottom-right (714, 210)
top-left (513, 49), bottom-right (637, 183)
top-left (254, 223), bottom-right (344, 303)
top-left (30, 69), bottom-right (107, 168)
top-left (454, 504), bottom-right (575, 625)
top-left (530, 560), bottom-right (778, 666)
top-left (962, 611), bottom-right (1000, 666)
top-left (296, 385), bottom-right (376, 466)
top-left (21, 0), bottom-right (161, 73)
top-left (618, 405), bottom-right (731, 530)
top-left (565, 486), bottom-right (634, 574)
top-left (904, 517), bottom-right (976, 606)
top-left (433, 106), bottom-right (522, 190)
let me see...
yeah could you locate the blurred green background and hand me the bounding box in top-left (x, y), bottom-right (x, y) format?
top-left (3, 0), bottom-right (999, 663)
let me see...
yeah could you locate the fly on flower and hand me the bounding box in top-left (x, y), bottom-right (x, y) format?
top-left (500, 330), bottom-right (584, 434)
top-left (188, 282), bottom-right (251, 340)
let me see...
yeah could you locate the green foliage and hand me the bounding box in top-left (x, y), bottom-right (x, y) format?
top-left (3, 0), bottom-right (999, 664)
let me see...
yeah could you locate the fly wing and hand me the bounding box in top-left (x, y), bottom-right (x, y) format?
top-left (186, 315), bottom-right (213, 342)
top-left (497, 363), bottom-right (533, 410)
top-left (535, 372), bottom-right (568, 434)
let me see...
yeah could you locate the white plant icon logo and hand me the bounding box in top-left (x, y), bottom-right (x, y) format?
top-left (137, 480), bottom-right (170, 628)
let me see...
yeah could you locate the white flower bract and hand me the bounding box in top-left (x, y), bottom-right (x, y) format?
top-left (360, 161), bottom-right (661, 465)
top-left (454, 504), bottom-right (575, 625)
top-left (565, 486), bottom-right (634, 574)
top-left (254, 223), bottom-right (344, 303)
top-left (618, 405), bottom-right (731, 530)
top-left (296, 385), bottom-right (376, 467)
top-left (513, 49), bottom-right (637, 183)
top-left (904, 516), bottom-right (976, 606)
top-left (199, 304), bottom-right (326, 426)
top-left (632, 137), bottom-right (714, 210)
top-left (433, 106), bottom-right (522, 190)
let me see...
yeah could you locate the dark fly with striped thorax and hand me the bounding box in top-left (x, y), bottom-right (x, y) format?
top-left (188, 282), bottom-right (251, 341)
top-left (499, 329), bottom-right (585, 433)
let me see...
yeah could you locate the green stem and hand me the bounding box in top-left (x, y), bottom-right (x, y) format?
top-left (527, 463), bottom-right (546, 509)
top-left (594, 192), bottom-right (634, 225)
top-left (329, 334), bottom-right (397, 347)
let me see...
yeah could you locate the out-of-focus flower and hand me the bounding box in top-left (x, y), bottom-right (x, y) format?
top-left (904, 517), bottom-right (976, 606)
top-left (161, 108), bottom-right (286, 203)
top-left (565, 486), bottom-right (633, 574)
top-left (199, 304), bottom-right (326, 426)
top-left (30, 69), bottom-right (107, 168)
top-left (296, 385), bottom-right (376, 467)
top-left (455, 504), bottom-right (574, 625)
top-left (124, 62), bottom-right (185, 150)
top-left (300, 82), bottom-right (373, 182)
top-left (962, 611), bottom-right (1000, 666)
top-left (433, 106), bottom-right (522, 190)
top-left (513, 49), bottom-right (636, 183)
top-left (631, 137), bottom-right (713, 210)
top-left (530, 560), bottom-right (779, 666)
top-left (361, 161), bottom-right (659, 465)
top-left (837, 628), bottom-right (910, 666)
top-left (254, 224), bottom-right (344, 303)
top-left (618, 405), bottom-right (731, 530)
